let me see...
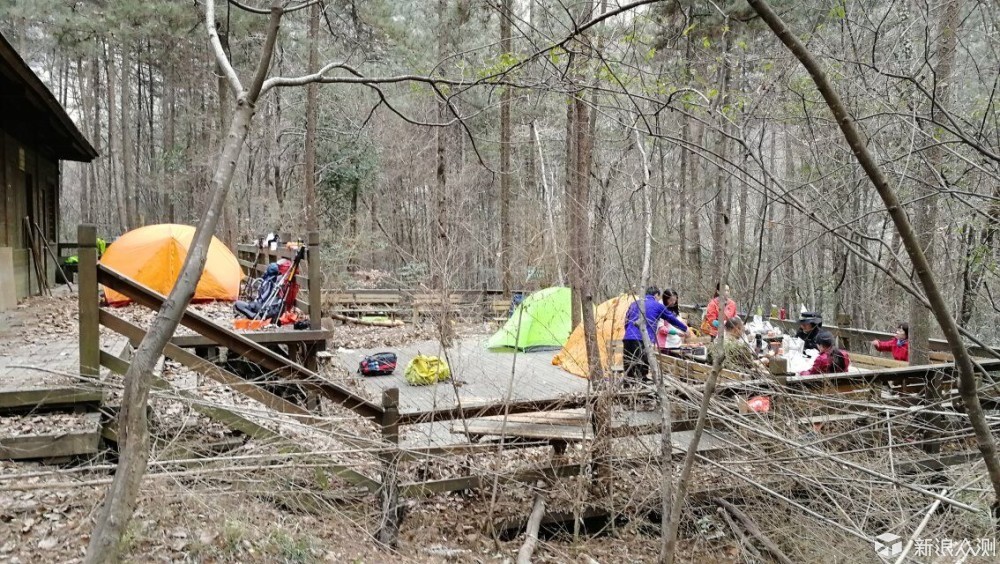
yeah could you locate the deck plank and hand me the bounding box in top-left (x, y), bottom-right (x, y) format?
top-left (0, 333), bottom-right (126, 410)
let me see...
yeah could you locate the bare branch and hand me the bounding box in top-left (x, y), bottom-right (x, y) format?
top-left (207, 0), bottom-right (243, 95)
top-left (246, 3), bottom-right (284, 102)
top-left (226, 0), bottom-right (270, 15)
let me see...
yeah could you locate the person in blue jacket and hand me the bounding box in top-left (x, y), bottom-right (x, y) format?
top-left (622, 286), bottom-right (693, 385)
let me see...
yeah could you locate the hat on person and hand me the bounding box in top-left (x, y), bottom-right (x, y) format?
top-left (799, 312), bottom-right (823, 326)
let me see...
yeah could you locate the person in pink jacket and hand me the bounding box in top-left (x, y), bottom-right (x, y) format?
top-left (871, 322), bottom-right (909, 362)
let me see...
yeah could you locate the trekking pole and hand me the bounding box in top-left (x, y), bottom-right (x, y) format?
top-left (269, 244), bottom-right (307, 324)
top-left (32, 219), bottom-right (73, 291)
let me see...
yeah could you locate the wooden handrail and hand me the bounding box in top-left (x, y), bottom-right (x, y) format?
top-left (96, 263), bottom-right (384, 420)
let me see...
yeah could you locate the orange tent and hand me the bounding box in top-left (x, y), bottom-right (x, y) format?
top-left (101, 224), bottom-right (242, 306)
top-left (552, 294), bottom-right (634, 378)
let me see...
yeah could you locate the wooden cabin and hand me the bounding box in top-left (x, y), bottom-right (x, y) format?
top-left (0, 32), bottom-right (96, 300)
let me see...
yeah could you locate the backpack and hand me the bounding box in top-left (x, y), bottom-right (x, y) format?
top-left (359, 352), bottom-right (397, 376)
top-left (404, 355), bottom-right (451, 386)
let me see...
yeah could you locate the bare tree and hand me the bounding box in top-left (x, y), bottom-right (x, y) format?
top-left (745, 0), bottom-right (1000, 516)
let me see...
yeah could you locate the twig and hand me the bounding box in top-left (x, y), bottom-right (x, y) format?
top-left (714, 498), bottom-right (794, 564)
top-left (516, 494), bottom-right (546, 564)
top-left (716, 506), bottom-right (767, 563)
top-left (894, 489), bottom-right (948, 564)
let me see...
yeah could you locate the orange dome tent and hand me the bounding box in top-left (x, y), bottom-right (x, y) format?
top-left (101, 224), bottom-right (242, 306)
top-left (552, 294), bottom-right (633, 378)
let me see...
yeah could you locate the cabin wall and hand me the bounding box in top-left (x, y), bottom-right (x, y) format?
top-left (0, 130), bottom-right (60, 300)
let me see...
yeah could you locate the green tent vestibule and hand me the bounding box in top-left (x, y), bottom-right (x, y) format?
top-left (486, 287), bottom-right (573, 352)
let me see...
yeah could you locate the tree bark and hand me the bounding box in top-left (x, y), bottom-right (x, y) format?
top-left (745, 0), bottom-right (1000, 517)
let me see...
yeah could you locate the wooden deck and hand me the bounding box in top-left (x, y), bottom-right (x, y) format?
top-left (0, 333), bottom-right (126, 410)
top-left (335, 335), bottom-right (591, 415)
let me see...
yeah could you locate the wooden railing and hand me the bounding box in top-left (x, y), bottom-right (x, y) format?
top-left (323, 287), bottom-right (521, 321)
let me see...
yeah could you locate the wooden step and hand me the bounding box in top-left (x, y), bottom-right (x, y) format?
top-left (0, 412), bottom-right (101, 460)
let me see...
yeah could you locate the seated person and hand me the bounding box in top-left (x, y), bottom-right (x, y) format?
top-left (657, 318), bottom-right (687, 349)
top-left (796, 313), bottom-right (823, 350)
top-left (871, 322), bottom-right (909, 362)
top-left (799, 331), bottom-right (851, 375)
top-left (623, 286), bottom-right (694, 385)
top-left (716, 317), bottom-right (766, 375)
top-left (701, 284), bottom-right (737, 337)
top-left (661, 288), bottom-right (680, 316)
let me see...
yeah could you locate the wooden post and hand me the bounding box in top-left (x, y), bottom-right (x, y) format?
top-left (836, 314), bottom-right (852, 350)
top-left (307, 231), bottom-right (322, 329)
top-left (590, 378), bottom-right (612, 497)
top-left (377, 388), bottom-right (401, 547)
top-left (78, 224), bottom-right (100, 379)
top-left (256, 236), bottom-right (266, 279)
top-left (480, 282), bottom-right (489, 321)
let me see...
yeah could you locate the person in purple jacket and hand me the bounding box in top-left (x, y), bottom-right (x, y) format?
top-left (622, 287), bottom-right (693, 386)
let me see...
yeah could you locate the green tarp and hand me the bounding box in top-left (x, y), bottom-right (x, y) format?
top-left (486, 287), bottom-right (572, 352)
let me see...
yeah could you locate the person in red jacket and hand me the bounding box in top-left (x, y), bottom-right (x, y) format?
top-left (871, 322), bottom-right (909, 362)
top-left (800, 331), bottom-right (851, 375)
top-left (700, 285), bottom-right (737, 337)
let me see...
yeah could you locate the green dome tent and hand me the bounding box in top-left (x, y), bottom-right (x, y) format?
top-left (487, 287), bottom-right (573, 352)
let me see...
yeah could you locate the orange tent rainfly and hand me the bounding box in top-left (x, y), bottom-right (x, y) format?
top-left (552, 294), bottom-right (633, 378)
top-left (100, 224), bottom-right (242, 306)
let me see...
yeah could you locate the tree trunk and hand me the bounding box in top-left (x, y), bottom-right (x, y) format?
top-left (746, 0), bottom-right (1000, 519)
top-left (163, 61), bottom-right (176, 223)
top-left (709, 32), bottom-right (732, 295)
top-left (563, 96), bottom-right (578, 325)
top-left (499, 0), bottom-right (513, 296)
top-left (687, 121), bottom-right (705, 294)
top-left (304, 0), bottom-right (319, 232)
top-left (77, 57), bottom-right (93, 224)
top-left (216, 24), bottom-right (235, 247)
top-left (105, 43), bottom-right (125, 233)
top-left (434, 0), bottom-right (449, 290)
top-left (782, 130), bottom-right (797, 314)
top-left (910, 0), bottom-right (959, 366)
top-left (121, 43), bottom-right (135, 229)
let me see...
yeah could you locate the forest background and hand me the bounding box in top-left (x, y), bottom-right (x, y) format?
top-left (2, 0), bottom-right (998, 345)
